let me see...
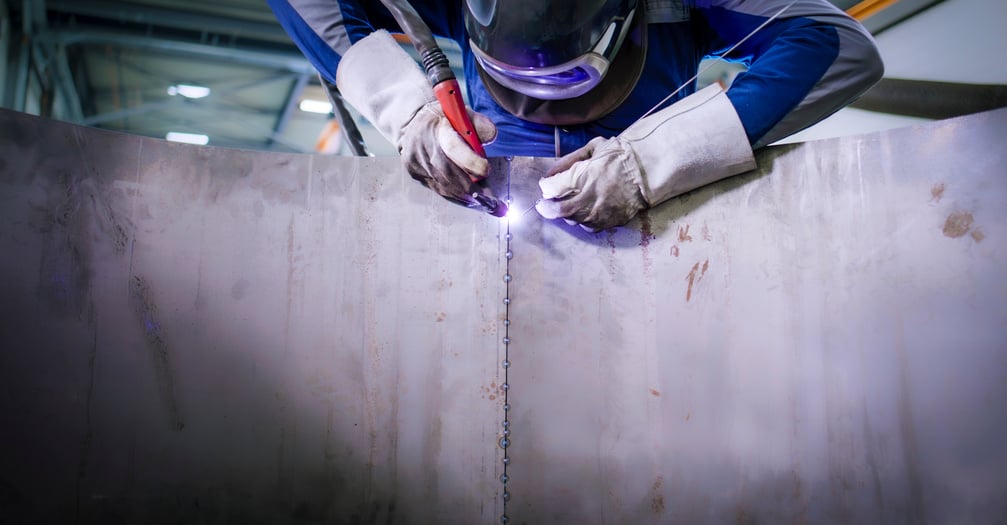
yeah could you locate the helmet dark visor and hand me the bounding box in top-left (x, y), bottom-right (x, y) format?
top-left (466, 0), bottom-right (637, 100)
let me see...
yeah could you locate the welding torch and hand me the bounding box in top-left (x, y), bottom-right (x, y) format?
top-left (378, 0), bottom-right (507, 218)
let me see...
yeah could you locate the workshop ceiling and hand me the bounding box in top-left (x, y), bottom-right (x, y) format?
top-left (7, 0), bottom-right (941, 155)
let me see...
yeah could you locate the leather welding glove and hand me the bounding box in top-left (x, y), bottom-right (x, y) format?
top-left (336, 30), bottom-right (497, 207)
top-left (536, 84), bottom-right (756, 231)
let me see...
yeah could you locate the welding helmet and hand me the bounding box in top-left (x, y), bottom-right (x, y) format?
top-left (465, 0), bottom-right (646, 125)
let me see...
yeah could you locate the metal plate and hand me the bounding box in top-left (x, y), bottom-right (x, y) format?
top-left (505, 109), bottom-right (1007, 523)
top-left (1, 107), bottom-right (1005, 524)
top-left (0, 110), bottom-right (506, 524)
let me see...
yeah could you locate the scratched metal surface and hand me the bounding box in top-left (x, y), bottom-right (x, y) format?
top-left (1, 108), bottom-right (1006, 525)
top-left (0, 110), bottom-right (506, 524)
top-left (504, 109), bottom-right (1007, 523)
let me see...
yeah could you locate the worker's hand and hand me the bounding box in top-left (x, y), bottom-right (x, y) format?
top-left (399, 101), bottom-right (498, 207)
top-left (536, 84), bottom-right (757, 231)
top-left (336, 29), bottom-right (498, 208)
top-left (535, 137), bottom-right (648, 231)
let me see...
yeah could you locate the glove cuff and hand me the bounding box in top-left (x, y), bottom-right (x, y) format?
top-left (622, 84), bottom-right (756, 206)
top-left (335, 30), bottom-right (434, 147)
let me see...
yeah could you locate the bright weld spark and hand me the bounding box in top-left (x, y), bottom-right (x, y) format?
top-left (504, 205), bottom-right (524, 221)
top-left (505, 200), bottom-right (540, 221)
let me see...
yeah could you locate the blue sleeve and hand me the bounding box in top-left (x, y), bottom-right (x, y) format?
top-left (266, 0), bottom-right (464, 84)
top-left (697, 0), bottom-right (883, 147)
top-left (266, 0), bottom-right (373, 84)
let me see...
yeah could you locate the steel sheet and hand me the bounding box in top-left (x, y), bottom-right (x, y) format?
top-left (0, 111), bottom-right (506, 524)
top-left (505, 109), bottom-right (1007, 523)
top-left (1, 107), bottom-right (1005, 524)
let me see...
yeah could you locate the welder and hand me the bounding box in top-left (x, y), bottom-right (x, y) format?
top-left (267, 0), bottom-right (883, 230)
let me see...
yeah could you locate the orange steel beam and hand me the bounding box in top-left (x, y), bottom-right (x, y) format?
top-left (847, 0), bottom-right (900, 20)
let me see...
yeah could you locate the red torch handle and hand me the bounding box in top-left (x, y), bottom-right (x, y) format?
top-left (433, 79), bottom-right (487, 181)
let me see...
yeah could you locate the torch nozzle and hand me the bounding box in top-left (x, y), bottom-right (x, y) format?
top-left (472, 192), bottom-right (508, 218)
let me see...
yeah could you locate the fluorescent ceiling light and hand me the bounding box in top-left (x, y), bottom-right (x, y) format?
top-left (299, 99), bottom-right (332, 114)
top-left (167, 84), bottom-right (211, 99)
top-left (166, 132), bottom-right (209, 145)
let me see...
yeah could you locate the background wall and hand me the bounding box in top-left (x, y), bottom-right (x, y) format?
top-left (1, 0), bottom-right (1004, 154)
top-left (781, 0), bottom-right (1007, 143)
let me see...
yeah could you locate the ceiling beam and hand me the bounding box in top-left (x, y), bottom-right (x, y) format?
top-left (49, 41), bottom-right (85, 122)
top-left (271, 73), bottom-right (309, 145)
top-left (0, 0), bottom-right (10, 107)
top-left (94, 0), bottom-right (281, 24)
top-left (46, 0), bottom-right (292, 44)
top-left (12, 0), bottom-right (31, 111)
top-left (854, 0), bottom-right (946, 33)
top-left (37, 30), bottom-right (316, 75)
top-left (81, 96), bottom-right (182, 126)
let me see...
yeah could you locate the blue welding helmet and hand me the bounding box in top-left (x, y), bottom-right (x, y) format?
top-left (465, 0), bottom-right (646, 125)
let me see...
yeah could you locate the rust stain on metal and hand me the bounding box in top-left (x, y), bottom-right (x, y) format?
top-left (638, 210), bottom-right (655, 248)
top-left (970, 228), bottom-right (985, 243)
top-left (670, 245), bottom-right (679, 257)
top-left (480, 382), bottom-right (500, 401)
top-left (639, 210), bottom-right (656, 276)
top-left (942, 211), bottom-right (974, 238)
top-left (649, 388), bottom-right (661, 397)
top-left (91, 193), bottom-right (130, 255)
top-left (651, 476), bottom-right (665, 514)
top-left (685, 259), bottom-right (710, 302)
top-left (930, 182), bottom-right (945, 202)
top-left (678, 224), bottom-right (693, 242)
top-left (702, 222), bottom-right (712, 241)
top-left (129, 275), bottom-right (184, 431)
top-left (686, 262), bottom-right (700, 301)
